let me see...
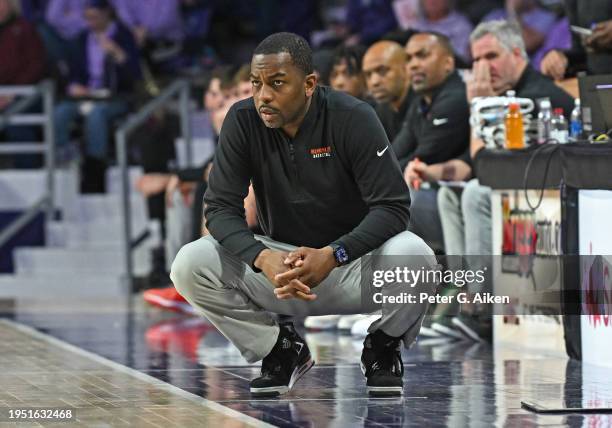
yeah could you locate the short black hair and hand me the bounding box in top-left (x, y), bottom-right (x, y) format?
top-left (332, 45), bottom-right (367, 76)
top-left (416, 31), bottom-right (455, 58)
top-left (253, 32), bottom-right (313, 76)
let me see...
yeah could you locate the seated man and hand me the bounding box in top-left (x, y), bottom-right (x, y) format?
top-left (540, 0), bottom-right (612, 79)
top-left (392, 32), bottom-right (472, 254)
top-left (362, 40), bottom-right (414, 141)
top-left (171, 32), bottom-right (437, 397)
top-left (53, 0), bottom-right (140, 192)
top-left (0, 0), bottom-right (47, 167)
top-left (329, 45), bottom-right (368, 101)
top-left (437, 20), bottom-right (574, 340)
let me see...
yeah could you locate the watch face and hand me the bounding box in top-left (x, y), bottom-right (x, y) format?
top-left (334, 246), bottom-right (349, 265)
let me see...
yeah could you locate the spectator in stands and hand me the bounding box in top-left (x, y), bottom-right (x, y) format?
top-left (362, 40), bottom-right (413, 141)
top-left (0, 0), bottom-right (47, 167)
top-left (0, 0), bottom-right (47, 102)
top-left (142, 66), bottom-right (258, 314)
top-left (481, 0), bottom-right (557, 57)
top-left (345, 0), bottom-right (398, 46)
top-left (113, 0), bottom-right (183, 73)
top-left (411, 0), bottom-right (474, 64)
top-left (329, 45), bottom-right (368, 100)
top-left (540, 1), bottom-right (612, 79)
top-left (436, 20), bottom-right (573, 340)
top-left (53, 0), bottom-right (140, 193)
top-left (391, 32), bottom-right (471, 254)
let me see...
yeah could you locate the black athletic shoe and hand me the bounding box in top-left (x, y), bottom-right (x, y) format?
top-left (249, 322), bottom-right (314, 397)
top-left (360, 330), bottom-right (404, 396)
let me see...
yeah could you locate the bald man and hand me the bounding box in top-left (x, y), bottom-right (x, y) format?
top-left (362, 40), bottom-right (414, 141)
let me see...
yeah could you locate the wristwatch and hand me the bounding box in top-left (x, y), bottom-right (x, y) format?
top-left (330, 243), bottom-right (349, 266)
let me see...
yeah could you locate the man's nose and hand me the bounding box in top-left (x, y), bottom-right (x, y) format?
top-left (259, 83), bottom-right (274, 103)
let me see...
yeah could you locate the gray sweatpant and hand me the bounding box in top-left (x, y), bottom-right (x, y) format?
top-left (170, 231), bottom-right (437, 363)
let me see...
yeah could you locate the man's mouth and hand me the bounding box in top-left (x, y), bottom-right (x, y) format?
top-left (259, 107), bottom-right (279, 120)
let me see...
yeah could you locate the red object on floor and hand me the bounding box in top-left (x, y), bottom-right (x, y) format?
top-left (146, 317), bottom-right (214, 361)
top-left (143, 286), bottom-right (196, 315)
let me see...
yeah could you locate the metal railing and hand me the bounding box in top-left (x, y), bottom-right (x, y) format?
top-left (115, 79), bottom-right (192, 290)
top-left (0, 80), bottom-right (55, 249)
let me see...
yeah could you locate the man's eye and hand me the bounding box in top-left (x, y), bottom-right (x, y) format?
top-left (273, 80), bottom-right (284, 86)
top-left (251, 80), bottom-right (261, 87)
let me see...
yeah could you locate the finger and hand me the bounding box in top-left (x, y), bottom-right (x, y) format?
top-left (295, 290), bottom-right (317, 301)
top-left (274, 280), bottom-right (311, 295)
top-left (275, 268), bottom-right (303, 285)
top-left (283, 252), bottom-right (302, 266)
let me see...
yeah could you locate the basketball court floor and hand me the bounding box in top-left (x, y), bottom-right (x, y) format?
top-left (2, 295), bottom-right (612, 427)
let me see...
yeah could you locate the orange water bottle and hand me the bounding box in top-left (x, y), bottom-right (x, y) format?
top-left (505, 102), bottom-right (524, 150)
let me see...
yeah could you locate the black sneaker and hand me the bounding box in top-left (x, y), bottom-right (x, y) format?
top-left (249, 322), bottom-right (314, 397)
top-left (360, 330), bottom-right (404, 396)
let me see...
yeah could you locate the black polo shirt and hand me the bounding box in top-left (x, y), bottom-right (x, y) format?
top-left (513, 65), bottom-right (575, 117)
top-left (392, 71), bottom-right (471, 170)
top-left (204, 86), bottom-right (411, 268)
top-left (374, 88), bottom-right (415, 141)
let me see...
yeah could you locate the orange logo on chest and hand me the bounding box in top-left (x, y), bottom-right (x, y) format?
top-left (310, 146), bottom-right (332, 159)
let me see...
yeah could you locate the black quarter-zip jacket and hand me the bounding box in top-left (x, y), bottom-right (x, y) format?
top-left (204, 86), bottom-right (411, 268)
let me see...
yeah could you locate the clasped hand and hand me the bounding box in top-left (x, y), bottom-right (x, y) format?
top-left (255, 247), bottom-right (337, 301)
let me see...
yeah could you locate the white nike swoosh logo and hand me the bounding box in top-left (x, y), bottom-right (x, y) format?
top-left (433, 118), bottom-right (448, 126)
top-left (377, 147), bottom-right (389, 157)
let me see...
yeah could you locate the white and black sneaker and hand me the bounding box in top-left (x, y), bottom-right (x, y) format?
top-left (360, 330), bottom-right (404, 396)
top-left (250, 322), bottom-right (314, 397)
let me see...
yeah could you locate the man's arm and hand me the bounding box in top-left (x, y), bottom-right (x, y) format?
top-left (331, 103), bottom-right (411, 261)
top-left (391, 107), bottom-right (418, 170)
top-left (203, 106), bottom-right (268, 268)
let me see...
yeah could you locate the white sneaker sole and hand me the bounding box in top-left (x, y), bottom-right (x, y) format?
top-left (250, 357), bottom-right (314, 396)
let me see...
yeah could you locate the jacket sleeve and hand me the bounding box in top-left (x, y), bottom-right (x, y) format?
top-left (112, 26), bottom-right (141, 93)
top-left (203, 106), bottom-right (268, 268)
top-left (391, 113), bottom-right (417, 170)
top-left (330, 102), bottom-right (411, 261)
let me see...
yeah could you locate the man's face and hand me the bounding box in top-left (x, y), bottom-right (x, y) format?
top-left (250, 52), bottom-right (316, 130)
top-left (362, 49), bottom-right (407, 104)
top-left (204, 78), bottom-right (224, 112)
top-left (329, 59), bottom-right (365, 98)
top-left (236, 80), bottom-right (253, 100)
top-left (471, 34), bottom-right (520, 95)
top-left (405, 34), bottom-right (453, 94)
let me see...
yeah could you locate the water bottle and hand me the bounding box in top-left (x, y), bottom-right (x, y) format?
top-left (550, 108), bottom-right (569, 144)
top-left (537, 99), bottom-right (552, 144)
top-left (570, 98), bottom-right (583, 141)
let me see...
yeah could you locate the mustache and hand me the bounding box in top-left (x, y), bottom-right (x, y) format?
top-left (259, 106), bottom-right (280, 114)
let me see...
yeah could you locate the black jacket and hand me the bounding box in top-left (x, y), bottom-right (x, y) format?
top-left (392, 71), bottom-right (471, 170)
top-left (204, 86), bottom-right (411, 268)
top-left (69, 22), bottom-right (141, 95)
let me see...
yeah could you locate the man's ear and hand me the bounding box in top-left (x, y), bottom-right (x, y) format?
top-left (304, 73), bottom-right (318, 97)
top-left (445, 55), bottom-right (455, 74)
